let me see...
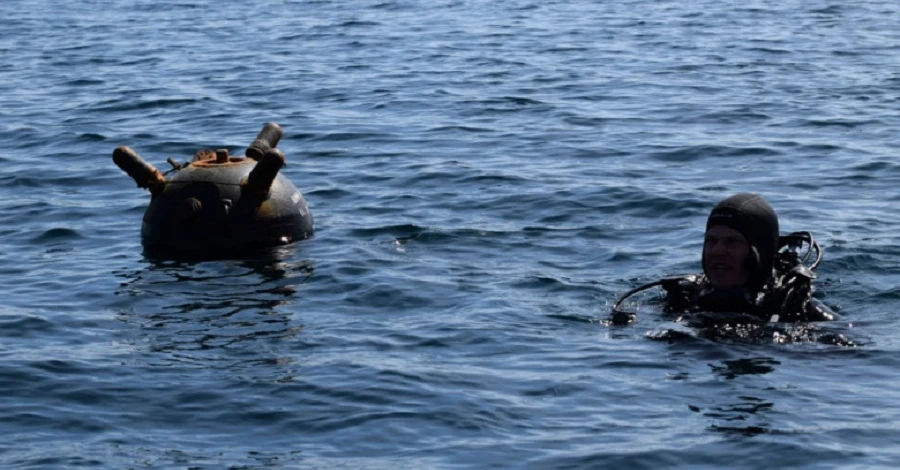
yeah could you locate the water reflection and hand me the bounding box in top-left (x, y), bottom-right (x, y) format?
top-left (689, 358), bottom-right (780, 437)
top-left (114, 246), bottom-right (314, 376)
top-left (699, 386), bottom-right (776, 437)
top-left (710, 357), bottom-right (780, 379)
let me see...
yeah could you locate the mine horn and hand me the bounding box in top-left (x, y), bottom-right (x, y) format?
top-left (113, 146), bottom-right (165, 194)
top-left (246, 122), bottom-right (284, 160)
top-left (244, 148), bottom-right (285, 199)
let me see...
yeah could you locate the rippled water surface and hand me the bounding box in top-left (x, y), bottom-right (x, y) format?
top-left (2, 0), bottom-right (900, 467)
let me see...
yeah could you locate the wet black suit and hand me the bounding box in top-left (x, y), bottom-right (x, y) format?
top-left (660, 272), bottom-right (837, 323)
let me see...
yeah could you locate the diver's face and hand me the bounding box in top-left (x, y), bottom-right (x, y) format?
top-left (703, 225), bottom-right (751, 290)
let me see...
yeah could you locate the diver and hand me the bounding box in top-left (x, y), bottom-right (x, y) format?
top-left (611, 193), bottom-right (838, 326)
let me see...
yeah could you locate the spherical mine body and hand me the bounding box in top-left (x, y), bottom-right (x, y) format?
top-left (113, 123), bottom-right (314, 258)
top-left (141, 158), bottom-right (313, 257)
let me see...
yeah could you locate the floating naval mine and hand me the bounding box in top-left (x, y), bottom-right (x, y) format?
top-left (113, 123), bottom-right (314, 258)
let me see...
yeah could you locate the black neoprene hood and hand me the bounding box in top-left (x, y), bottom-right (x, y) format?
top-left (703, 193), bottom-right (780, 292)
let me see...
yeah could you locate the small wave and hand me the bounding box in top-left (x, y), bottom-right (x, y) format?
top-left (31, 228), bottom-right (82, 243)
top-left (349, 223), bottom-right (426, 239)
top-left (76, 133), bottom-right (107, 143)
top-left (771, 141), bottom-right (844, 152)
top-left (426, 125), bottom-right (493, 133)
top-left (65, 78), bottom-right (105, 86)
top-left (336, 20), bottom-right (381, 28)
top-left (811, 5), bottom-right (845, 14)
top-left (806, 118), bottom-right (878, 128)
top-left (2, 173), bottom-right (101, 189)
top-left (828, 253), bottom-right (888, 272)
top-left (89, 97), bottom-right (203, 113)
top-left (305, 187), bottom-right (354, 199)
top-left (0, 313), bottom-right (55, 338)
top-left (871, 287), bottom-right (900, 301)
top-left (745, 47), bottom-right (792, 55)
top-left (851, 160), bottom-right (897, 172)
top-left (688, 110), bottom-right (772, 124)
top-left (310, 132), bottom-right (389, 142)
top-left (648, 144), bottom-right (781, 162)
top-left (546, 313), bottom-right (601, 324)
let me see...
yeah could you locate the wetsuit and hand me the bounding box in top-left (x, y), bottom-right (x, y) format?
top-left (660, 274), bottom-right (837, 323)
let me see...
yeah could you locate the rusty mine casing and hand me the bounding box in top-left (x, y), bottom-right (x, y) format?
top-left (112, 123), bottom-right (314, 258)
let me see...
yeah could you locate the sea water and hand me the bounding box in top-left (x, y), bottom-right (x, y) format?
top-left (1, 0), bottom-right (899, 467)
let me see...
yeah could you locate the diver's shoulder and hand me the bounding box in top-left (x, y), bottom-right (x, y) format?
top-left (805, 297), bottom-right (840, 322)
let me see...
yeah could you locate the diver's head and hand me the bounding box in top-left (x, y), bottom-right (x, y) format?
top-left (702, 193), bottom-right (779, 292)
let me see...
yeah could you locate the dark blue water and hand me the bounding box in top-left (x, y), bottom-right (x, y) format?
top-left (2, 0), bottom-right (900, 467)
